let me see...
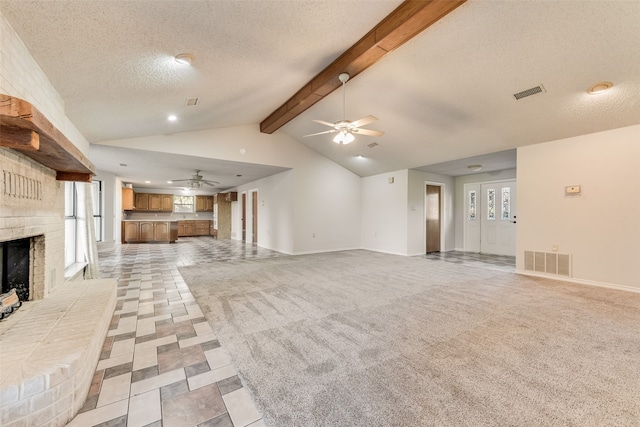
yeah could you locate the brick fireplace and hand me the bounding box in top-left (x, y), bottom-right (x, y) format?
top-left (1, 147), bottom-right (65, 299)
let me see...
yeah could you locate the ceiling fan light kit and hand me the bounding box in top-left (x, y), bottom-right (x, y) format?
top-left (169, 169), bottom-right (220, 189)
top-left (304, 72), bottom-right (384, 143)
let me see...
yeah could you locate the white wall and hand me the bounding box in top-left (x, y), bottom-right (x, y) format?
top-left (516, 124), bottom-right (640, 291)
top-left (453, 169), bottom-right (517, 251)
top-left (236, 170), bottom-right (295, 254)
top-left (0, 10), bottom-right (90, 155)
top-left (361, 170), bottom-right (409, 255)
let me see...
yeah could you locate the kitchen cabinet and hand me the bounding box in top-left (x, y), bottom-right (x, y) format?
top-left (195, 196), bottom-right (214, 212)
top-left (224, 192), bottom-right (238, 202)
top-left (123, 221), bottom-right (139, 242)
top-left (122, 221), bottom-right (177, 243)
top-left (178, 220), bottom-right (196, 237)
top-left (122, 188), bottom-right (134, 210)
top-left (131, 193), bottom-right (173, 212)
top-left (135, 193), bottom-right (149, 210)
top-left (195, 220), bottom-right (211, 236)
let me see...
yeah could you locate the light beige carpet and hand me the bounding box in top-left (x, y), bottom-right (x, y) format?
top-left (179, 250), bottom-right (640, 426)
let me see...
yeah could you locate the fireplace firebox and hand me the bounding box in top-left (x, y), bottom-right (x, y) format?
top-left (1, 237), bottom-right (31, 301)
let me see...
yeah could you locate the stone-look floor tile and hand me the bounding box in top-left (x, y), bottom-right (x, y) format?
top-left (160, 379), bottom-right (189, 401)
top-left (204, 347), bottom-right (233, 370)
top-left (97, 353), bottom-right (135, 371)
top-left (135, 334), bottom-right (177, 352)
top-left (179, 334), bottom-right (218, 349)
top-left (67, 398), bottom-right (129, 426)
top-left (185, 361), bottom-right (211, 378)
top-left (188, 365), bottom-right (237, 391)
top-left (127, 388), bottom-right (161, 427)
top-left (130, 368), bottom-right (186, 397)
top-left (216, 375), bottom-right (243, 396)
top-left (113, 331), bottom-right (136, 342)
top-left (132, 345), bottom-right (158, 371)
top-left (198, 413), bottom-right (234, 427)
top-left (201, 339), bottom-right (221, 352)
top-left (193, 321), bottom-right (214, 336)
top-left (88, 370), bottom-right (105, 396)
top-left (158, 342), bottom-right (206, 373)
top-left (246, 420), bottom-right (267, 427)
top-left (77, 394), bottom-right (99, 414)
top-left (223, 388), bottom-right (262, 427)
top-left (135, 333), bottom-right (157, 344)
top-left (132, 365), bottom-right (159, 383)
top-left (162, 383), bottom-right (227, 427)
top-left (95, 414), bottom-right (128, 427)
top-left (110, 337), bottom-right (136, 358)
top-left (104, 362), bottom-right (133, 379)
top-left (97, 372), bottom-right (132, 407)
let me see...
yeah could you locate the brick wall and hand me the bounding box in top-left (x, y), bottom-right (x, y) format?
top-left (1, 148), bottom-right (65, 298)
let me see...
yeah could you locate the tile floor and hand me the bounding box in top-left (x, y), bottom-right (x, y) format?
top-left (423, 250), bottom-right (515, 272)
top-left (70, 238), bottom-right (282, 427)
top-left (72, 240), bottom-right (513, 427)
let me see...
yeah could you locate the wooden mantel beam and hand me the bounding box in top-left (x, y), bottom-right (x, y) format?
top-left (260, 0), bottom-right (467, 134)
top-left (0, 94), bottom-right (95, 182)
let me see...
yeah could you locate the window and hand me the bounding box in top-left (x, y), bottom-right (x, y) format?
top-left (468, 190), bottom-right (476, 220)
top-left (501, 187), bottom-right (511, 220)
top-left (174, 195), bottom-right (194, 213)
top-left (487, 188), bottom-right (496, 221)
top-left (64, 182), bottom-right (78, 268)
top-left (92, 180), bottom-right (103, 242)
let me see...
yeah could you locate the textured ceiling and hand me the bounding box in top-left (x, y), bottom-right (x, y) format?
top-left (1, 0), bottom-right (639, 183)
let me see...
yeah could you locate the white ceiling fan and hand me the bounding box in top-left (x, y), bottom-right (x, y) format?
top-left (170, 170), bottom-right (219, 189)
top-left (304, 73), bottom-right (384, 144)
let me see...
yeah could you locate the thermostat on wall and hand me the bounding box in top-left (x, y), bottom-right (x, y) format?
top-left (565, 185), bottom-right (581, 197)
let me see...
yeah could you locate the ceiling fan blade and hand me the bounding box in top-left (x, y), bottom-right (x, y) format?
top-left (312, 119), bottom-right (338, 128)
top-left (202, 180), bottom-right (220, 186)
top-left (304, 129), bottom-right (338, 137)
top-left (169, 178), bottom-right (193, 182)
top-left (353, 128), bottom-right (384, 137)
top-left (350, 115), bottom-right (378, 128)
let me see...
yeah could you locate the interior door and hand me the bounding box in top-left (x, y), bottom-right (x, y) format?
top-left (426, 185), bottom-right (441, 253)
top-left (242, 193), bottom-right (246, 242)
top-left (480, 181), bottom-right (517, 256)
top-left (252, 191), bottom-right (258, 244)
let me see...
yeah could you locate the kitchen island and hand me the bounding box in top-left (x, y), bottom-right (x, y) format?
top-left (121, 220), bottom-right (178, 243)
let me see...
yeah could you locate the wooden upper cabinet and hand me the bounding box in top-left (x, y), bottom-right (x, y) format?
top-left (195, 195), bottom-right (214, 212)
top-left (162, 195), bottom-right (174, 212)
top-left (132, 193), bottom-right (173, 212)
top-left (148, 194), bottom-right (161, 211)
top-left (135, 193), bottom-right (149, 210)
top-left (122, 188), bottom-right (134, 210)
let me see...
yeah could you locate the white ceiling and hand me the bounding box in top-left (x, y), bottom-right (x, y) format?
top-left (1, 0), bottom-right (639, 185)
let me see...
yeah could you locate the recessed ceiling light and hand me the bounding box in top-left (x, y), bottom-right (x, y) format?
top-left (357, 154), bottom-right (365, 159)
top-left (167, 180), bottom-right (173, 184)
top-left (175, 53), bottom-right (195, 65)
top-left (145, 181), bottom-right (151, 184)
top-left (587, 81), bottom-right (613, 94)
top-left (119, 163), bottom-right (128, 167)
top-left (468, 164), bottom-right (483, 172)
top-left (167, 115), bottom-right (177, 122)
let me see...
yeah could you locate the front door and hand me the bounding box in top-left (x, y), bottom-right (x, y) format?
top-left (480, 181), bottom-right (517, 256)
top-left (426, 185), bottom-right (441, 253)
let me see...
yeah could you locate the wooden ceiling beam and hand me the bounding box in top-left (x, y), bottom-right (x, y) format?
top-left (260, 0), bottom-right (467, 134)
top-left (0, 94), bottom-right (95, 182)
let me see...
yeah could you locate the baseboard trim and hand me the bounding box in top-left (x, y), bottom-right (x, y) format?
top-left (516, 269), bottom-right (640, 294)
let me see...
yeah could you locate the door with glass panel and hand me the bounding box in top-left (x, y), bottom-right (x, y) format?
top-left (479, 181), bottom-right (517, 256)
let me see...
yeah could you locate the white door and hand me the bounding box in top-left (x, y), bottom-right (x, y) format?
top-left (480, 181), bottom-right (517, 256)
top-left (464, 183), bottom-right (481, 252)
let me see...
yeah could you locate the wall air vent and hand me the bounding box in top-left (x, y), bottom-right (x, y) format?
top-left (513, 85), bottom-right (546, 100)
top-left (185, 97), bottom-right (199, 107)
top-left (524, 251), bottom-right (571, 277)
top-left (366, 142), bottom-right (379, 148)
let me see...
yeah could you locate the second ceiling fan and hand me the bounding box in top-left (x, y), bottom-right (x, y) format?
top-left (304, 73), bottom-right (384, 144)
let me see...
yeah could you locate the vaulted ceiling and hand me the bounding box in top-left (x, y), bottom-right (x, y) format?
top-left (1, 0), bottom-right (639, 187)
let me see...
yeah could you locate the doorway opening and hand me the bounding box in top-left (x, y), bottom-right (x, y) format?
top-left (425, 183), bottom-right (443, 254)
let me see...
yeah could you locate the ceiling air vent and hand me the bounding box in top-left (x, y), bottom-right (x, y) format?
top-left (185, 97), bottom-right (199, 107)
top-left (367, 142), bottom-right (379, 148)
top-left (513, 85), bottom-right (546, 100)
